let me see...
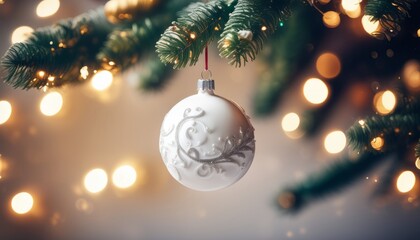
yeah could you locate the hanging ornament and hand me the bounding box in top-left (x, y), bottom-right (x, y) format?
top-left (104, 0), bottom-right (160, 24)
top-left (159, 78), bottom-right (256, 191)
top-left (159, 47), bottom-right (255, 191)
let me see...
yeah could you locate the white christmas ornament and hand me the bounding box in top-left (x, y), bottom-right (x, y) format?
top-left (159, 79), bottom-right (255, 191)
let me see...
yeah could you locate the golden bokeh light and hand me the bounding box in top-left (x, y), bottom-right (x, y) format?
top-left (345, 4), bottom-right (361, 18)
top-left (84, 168), bottom-right (108, 193)
top-left (281, 112), bottom-right (300, 133)
top-left (319, 0), bottom-right (331, 4)
top-left (324, 130), bottom-right (347, 154)
top-left (396, 171), bottom-right (416, 193)
top-left (40, 92), bottom-right (63, 116)
top-left (341, 0), bottom-right (361, 11)
top-left (0, 100), bottom-right (12, 124)
top-left (361, 15), bottom-right (380, 35)
top-left (316, 52), bottom-right (341, 79)
top-left (370, 136), bottom-right (384, 151)
top-left (112, 165), bottom-right (137, 189)
top-left (11, 26), bottom-right (34, 44)
top-left (402, 60), bottom-right (420, 91)
top-left (11, 192), bottom-right (34, 214)
top-left (91, 70), bottom-right (113, 91)
top-left (415, 158), bottom-right (420, 170)
top-left (373, 90), bottom-right (397, 115)
top-left (303, 78), bottom-right (329, 104)
top-left (323, 11), bottom-right (340, 28)
top-left (36, 0), bottom-right (60, 18)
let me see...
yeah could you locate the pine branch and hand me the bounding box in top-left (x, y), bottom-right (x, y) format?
top-left (365, 0), bottom-right (417, 40)
top-left (218, 0), bottom-right (300, 67)
top-left (253, 6), bottom-right (321, 115)
top-left (278, 151), bottom-right (386, 213)
top-left (1, 8), bottom-right (114, 89)
top-left (156, 0), bottom-right (237, 69)
top-left (138, 57), bottom-right (174, 90)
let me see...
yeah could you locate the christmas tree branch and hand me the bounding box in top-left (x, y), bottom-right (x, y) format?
top-left (278, 151), bottom-right (387, 213)
top-left (218, 0), bottom-right (300, 67)
top-left (1, 9), bottom-right (113, 89)
top-left (365, 0), bottom-right (417, 40)
top-left (156, 0), bottom-right (237, 69)
top-left (138, 56), bottom-right (174, 90)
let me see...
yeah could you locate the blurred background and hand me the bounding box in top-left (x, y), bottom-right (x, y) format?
top-left (1, 0), bottom-right (420, 239)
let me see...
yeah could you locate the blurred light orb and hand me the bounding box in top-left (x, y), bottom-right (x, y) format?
top-left (40, 92), bottom-right (63, 116)
top-left (319, 0), bottom-right (331, 4)
top-left (362, 15), bottom-right (380, 35)
top-left (11, 26), bottom-right (34, 44)
top-left (403, 60), bottom-right (420, 91)
top-left (341, 0), bottom-right (361, 11)
top-left (36, 0), bottom-right (60, 18)
top-left (345, 4), bottom-right (361, 18)
top-left (303, 78), bottom-right (329, 104)
top-left (323, 11), bottom-right (340, 28)
top-left (396, 171), bottom-right (416, 193)
top-left (11, 192), bottom-right (34, 214)
top-left (324, 130), bottom-right (346, 154)
top-left (415, 158), bottom-right (420, 170)
top-left (370, 136), bottom-right (384, 151)
top-left (84, 168), bottom-right (108, 193)
top-left (112, 165), bottom-right (137, 189)
top-left (316, 52), bottom-right (341, 79)
top-left (0, 100), bottom-right (12, 124)
top-left (281, 112), bottom-right (300, 133)
top-left (373, 90), bottom-right (396, 115)
top-left (91, 70), bottom-right (113, 91)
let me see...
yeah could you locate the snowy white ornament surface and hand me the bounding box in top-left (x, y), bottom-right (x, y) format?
top-left (159, 79), bottom-right (255, 191)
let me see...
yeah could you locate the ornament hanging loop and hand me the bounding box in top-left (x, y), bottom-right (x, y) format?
top-left (200, 44), bottom-right (212, 80)
top-left (201, 69), bottom-right (212, 80)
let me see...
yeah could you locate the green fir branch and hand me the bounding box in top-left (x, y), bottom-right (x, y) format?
top-left (138, 57), bottom-right (174, 90)
top-left (1, 8), bottom-right (114, 89)
top-left (218, 0), bottom-right (299, 67)
top-left (278, 151), bottom-right (386, 213)
top-left (156, 0), bottom-right (237, 69)
top-left (365, 0), bottom-right (417, 40)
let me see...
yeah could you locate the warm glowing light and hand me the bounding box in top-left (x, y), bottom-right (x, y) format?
top-left (281, 112), bottom-right (300, 133)
top-left (11, 192), bottom-right (34, 214)
top-left (40, 92), bottom-right (63, 116)
top-left (417, 29), bottom-right (420, 38)
top-left (261, 26), bottom-right (267, 31)
top-left (396, 171), bottom-right (416, 193)
top-left (362, 15), bottom-right (380, 35)
top-left (84, 168), bottom-right (108, 193)
top-left (303, 78), bottom-right (329, 104)
top-left (36, 0), bottom-right (60, 18)
top-left (91, 70), bottom-right (113, 91)
top-left (316, 52), bottom-right (341, 79)
top-left (373, 90), bottom-right (396, 115)
top-left (415, 158), bottom-right (420, 170)
top-left (11, 26), bottom-right (34, 44)
top-left (324, 130), bottom-right (346, 154)
top-left (345, 4), bottom-right (361, 18)
top-left (403, 60), bottom-right (420, 91)
top-left (319, 0), bottom-right (331, 4)
top-left (323, 11), bottom-right (340, 28)
top-left (38, 70), bottom-right (46, 78)
top-left (0, 100), bottom-right (12, 124)
top-left (341, 0), bottom-right (361, 11)
top-left (370, 136), bottom-right (384, 151)
top-left (80, 66), bottom-right (89, 79)
top-left (112, 165), bottom-right (137, 189)
top-left (189, 33), bottom-right (196, 39)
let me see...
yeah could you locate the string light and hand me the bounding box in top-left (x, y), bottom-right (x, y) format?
top-left (36, 0), bottom-right (60, 18)
top-left (370, 136), bottom-right (384, 151)
top-left (396, 171), bottom-right (416, 193)
top-left (344, 4), bottom-right (361, 18)
top-left (316, 52), bottom-right (341, 79)
top-left (281, 112), bottom-right (300, 133)
top-left (0, 100), bottom-right (12, 124)
top-left (361, 15), bottom-right (380, 35)
top-left (40, 92), bottom-right (63, 116)
top-left (11, 192), bottom-right (34, 214)
top-left (373, 90), bottom-right (396, 115)
top-left (189, 33), bottom-right (196, 39)
top-left (91, 70), bottom-right (113, 91)
top-left (324, 130), bottom-right (346, 154)
top-left (80, 66), bottom-right (89, 79)
top-left (84, 168), bottom-right (108, 193)
top-left (341, 0), bottom-right (361, 12)
top-left (323, 11), bottom-right (340, 28)
top-left (303, 78), bottom-right (329, 104)
top-left (11, 26), bottom-right (34, 44)
top-left (112, 165), bottom-right (137, 189)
